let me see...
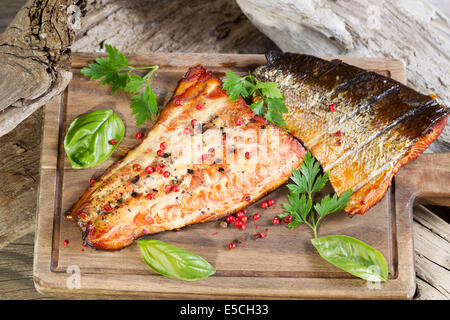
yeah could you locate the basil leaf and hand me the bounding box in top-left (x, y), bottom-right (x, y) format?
top-left (311, 235), bottom-right (388, 282)
top-left (64, 109), bottom-right (124, 169)
top-left (138, 240), bottom-right (216, 281)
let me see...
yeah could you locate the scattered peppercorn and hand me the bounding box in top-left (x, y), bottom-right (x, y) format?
top-left (329, 103), bottom-right (336, 112)
top-left (131, 176), bottom-right (140, 184)
top-left (234, 219), bottom-right (243, 228)
top-left (226, 215), bottom-right (235, 224)
top-left (109, 139), bottom-right (117, 145)
top-left (184, 128), bottom-right (190, 134)
top-left (253, 213), bottom-right (261, 220)
top-left (157, 149), bottom-right (164, 157)
top-left (146, 193), bottom-right (154, 200)
top-left (235, 117), bottom-right (243, 126)
top-left (241, 223), bottom-right (247, 231)
top-left (191, 119), bottom-right (198, 127)
top-left (272, 217), bottom-right (280, 225)
top-left (171, 185), bottom-right (180, 192)
top-left (283, 215), bottom-right (293, 223)
top-left (236, 211), bottom-right (245, 219)
top-left (132, 163), bottom-right (141, 171)
top-left (163, 171), bottom-right (170, 178)
top-left (89, 178), bottom-right (95, 185)
top-left (196, 103), bottom-right (203, 110)
top-left (164, 185), bottom-right (171, 192)
top-left (145, 166), bottom-right (154, 174)
top-left (256, 232), bottom-right (266, 239)
top-left (261, 201), bottom-right (268, 209)
top-left (228, 242), bottom-right (236, 250)
top-left (160, 142), bottom-right (167, 150)
top-left (103, 203), bottom-right (111, 212)
top-left (268, 199), bottom-right (275, 206)
top-left (241, 216), bottom-right (248, 223)
top-left (63, 239), bottom-right (69, 246)
top-left (175, 99), bottom-right (183, 106)
top-left (136, 132), bottom-right (143, 139)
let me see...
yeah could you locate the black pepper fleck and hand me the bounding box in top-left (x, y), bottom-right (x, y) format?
top-left (131, 176), bottom-right (140, 184)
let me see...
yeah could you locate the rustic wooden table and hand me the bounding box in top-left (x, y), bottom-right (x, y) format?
top-left (0, 0), bottom-right (448, 300)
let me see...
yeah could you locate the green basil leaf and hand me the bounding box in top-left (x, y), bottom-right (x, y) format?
top-left (311, 235), bottom-right (388, 282)
top-left (64, 109), bottom-right (124, 169)
top-left (138, 240), bottom-right (216, 281)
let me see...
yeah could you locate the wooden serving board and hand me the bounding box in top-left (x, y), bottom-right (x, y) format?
top-left (34, 53), bottom-right (450, 299)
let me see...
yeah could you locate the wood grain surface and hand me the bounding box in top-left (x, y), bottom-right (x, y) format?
top-left (32, 53), bottom-right (422, 299)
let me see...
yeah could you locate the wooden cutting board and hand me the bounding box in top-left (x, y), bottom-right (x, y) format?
top-left (33, 53), bottom-right (450, 299)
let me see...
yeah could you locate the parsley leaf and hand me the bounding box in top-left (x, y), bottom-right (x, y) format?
top-left (221, 70), bottom-right (288, 127)
top-left (314, 190), bottom-right (353, 219)
top-left (282, 194), bottom-right (312, 228)
top-left (249, 100), bottom-right (265, 115)
top-left (287, 152), bottom-right (328, 197)
top-left (125, 74), bottom-right (145, 94)
top-left (222, 71), bottom-right (255, 101)
top-left (81, 43), bottom-right (159, 126)
top-left (81, 44), bottom-right (129, 85)
top-left (256, 81), bottom-right (283, 99)
top-left (266, 97), bottom-right (287, 127)
top-left (131, 84), bottom-right (158, 126)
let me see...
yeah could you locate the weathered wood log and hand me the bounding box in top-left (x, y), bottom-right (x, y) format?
top-left (72, 0), bottom-right (277, 54)
top-left (236, 0), bottom-right (450, 152)
top-left (0, 0), bottom-right (81, 138)
top-left (413, 205), bottom-right (450, 299)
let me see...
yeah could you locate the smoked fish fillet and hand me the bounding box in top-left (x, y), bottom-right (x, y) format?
top-left (253, 52), bottom-right (448, 216)
top-left (66, 65), bottom-right (305, 250)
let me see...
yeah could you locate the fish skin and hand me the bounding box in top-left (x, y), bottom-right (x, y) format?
top-left (66, 65), bottom-right (305, 250)
top-left (253, 51), bottom-right (448, 216)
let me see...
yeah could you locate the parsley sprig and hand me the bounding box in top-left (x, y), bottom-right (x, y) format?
top-left (279, 152), bottom-right (353, 238)
top-left (222, 71), bottom-right (288, 127)
top-left (81, 44), bottom-right (159, 126)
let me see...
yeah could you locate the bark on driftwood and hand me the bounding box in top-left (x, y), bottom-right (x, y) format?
top-left (236, 0), bottom-right (450, 152)
top-left (0, 0), bottom-right (82, 138)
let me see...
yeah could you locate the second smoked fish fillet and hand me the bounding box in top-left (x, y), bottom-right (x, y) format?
top-left (66, 65), bottom-right (305, 250)
top-left (254, 52), bottom-right (448, 216)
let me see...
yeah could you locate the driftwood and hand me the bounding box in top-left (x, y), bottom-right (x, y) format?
top-left (236, 0), bottom-right (450, 152)
top-left (0, 0), bottom-right (80, 138)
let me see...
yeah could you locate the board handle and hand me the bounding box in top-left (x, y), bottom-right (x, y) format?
top-left (396, 153), bottom-right (450, 206)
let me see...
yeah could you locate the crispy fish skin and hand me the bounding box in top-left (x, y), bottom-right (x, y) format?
top-left (66, 65), bottom-right (305, 250)
top-left (254, 51), bottom-right (448, 216)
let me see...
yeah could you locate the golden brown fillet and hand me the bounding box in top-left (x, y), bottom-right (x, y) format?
top-left (253, 51), bottom-right (448, 216)
top-left (66, 65), bottom-right (306, 250)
